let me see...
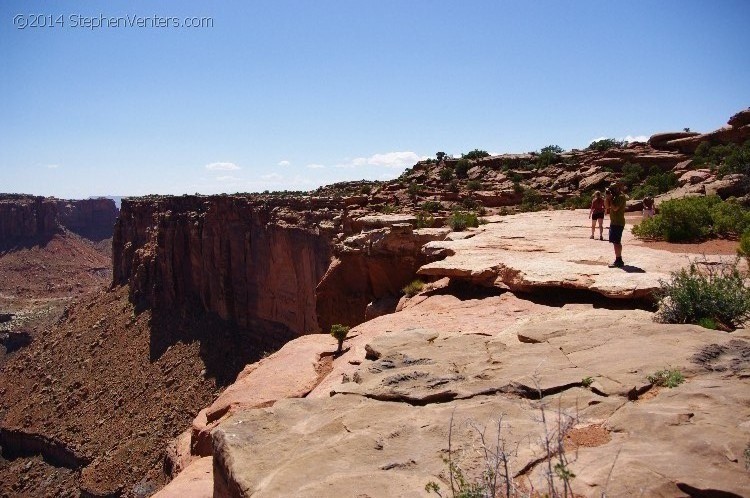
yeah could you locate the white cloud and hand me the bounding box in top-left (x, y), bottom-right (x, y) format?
top-left (306, 163), bottom-right (326, 169)
top-left (45, 164), bottom-right (60, 169)
top-left (261, 173), bottom-right (283, 181)
top-left (335, 151), bottom-right (428, 169)
top-left (278, 160), bottom-right (291, 167)
top-left (205, 162), bottom-right (240, 171)
top-left (216, 175), bottom-right (240, 182)
top-left (623, 135), bottom-right (648, 143)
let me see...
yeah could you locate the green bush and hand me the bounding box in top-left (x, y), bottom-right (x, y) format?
top-left (588, 138), bottom-right (625, 151)
top-left (402, 279), bottom-right (425, 297)
top-left (448, 211), bottom-right (480, 231)
top-left (330, 324), bottom-right (350, 355)
top-left (448, 179), bottom-right (460, 192)
top-left (655, 259), bottom-right (750, 329)
top-left (439, 167), bottom-right (454, 182)
top-left (461, 149), bottom-right (490, 160)
top-left (738, 229), bottom-right (750, 264)
top-left (415, 211), bottom-right (435, 229)
top-left (537, 145), bottom-right (563, 167)
top-left (455, 159), bottom-right (470, 179)
top-left (648, 368), bottom-right (684, 388)
top-left (467, 180), bottom-right (482, 191)
top-left (520, 188), bottom-right (543, 212)
top-left (621, 163), bottom-right (644, 188)
top-left (694, 140), bottom-right (750, 177)
top-left (632, 196), bottom-right (750, 242)
top-left (408, 182), bottom-right (424, 197)
top-left (421, 200), bottom-right (442, 213)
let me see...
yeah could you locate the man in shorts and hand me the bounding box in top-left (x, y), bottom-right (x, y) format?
top-left (606, 181), bottom-right (628, 268)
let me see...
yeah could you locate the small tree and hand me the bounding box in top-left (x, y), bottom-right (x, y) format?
top-left (436, 151), bottom-right (447, 162)
top-left (330, 324), bottom-right (350, 355)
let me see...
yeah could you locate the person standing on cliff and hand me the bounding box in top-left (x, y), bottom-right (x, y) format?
top-left (606, 181), bottom-right (628, 268)
top-left (589, 191), bottom-right (605, 240)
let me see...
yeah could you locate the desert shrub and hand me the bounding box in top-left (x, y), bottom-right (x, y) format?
top-left (436, 151), bottom-right (447, 161)
top-left (422, 200), bottom-right (442, 213)
top-left (632, 196), bottom-right (719, 242)
top-left (461, 197), bottom-right (480, 210)
top-left (448, 211), bottom-right (480, 231)
top-left (710, 201), bottom-right (750, 236)
top-left (693, 140), bottom-right (750, 176)
top-left (561, 193), bottom-right (592, 209)
top-left (633, 196), bottom-right (750, 242)
top-left (402, 279), bottom-right (425, 297)
top-left (737, 229), bottom-right (750, 264)
top-left (621, 163), bottom-right (644, 188)
top-left (439, 167), bottom-right (454, 182)
top-left (408, 182), bottom-right (424, 197)
top-left (629, 184), bottom-right (659, 200)
top-left (330, 324), bottom-right (350, 355)
top-left (647, 368), bottom-right (684, 388)
top-left (588, 138), bottom-right (625, 151)
top-left (655, 259), bottom-right (750, 329)
top-left (512, 181), bottom-right (523, 193)
top-left (448, 179), bottom-right (460, 192)
top-left (415, 211), bottom-right (435, 229)
top-left (581, 377), bottom-right (593, 388)
top-left (520, 188), bottom-right (543, 212)
top-left (359, 184), bottom-right (372, 195)
top-left (455, 159), bottom-right (470, 179)
top-left (379, 204), bottom-right (398, 214)
top-left (537, 145), bottom-right (563, 167)
top-left (462, 149), bottom-right (490, 160)
top-left (467, 180), bottom-right (482, 191)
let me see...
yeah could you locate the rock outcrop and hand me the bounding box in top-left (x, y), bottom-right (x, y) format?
top-left (0, 194), bottom-right (118, 244)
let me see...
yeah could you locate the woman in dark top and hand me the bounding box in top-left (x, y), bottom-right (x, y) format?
top-left (589, 191), bottom-right (605, 240)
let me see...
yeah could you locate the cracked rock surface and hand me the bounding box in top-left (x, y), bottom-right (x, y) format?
top-left (210, 301), bottom-right (750, 497)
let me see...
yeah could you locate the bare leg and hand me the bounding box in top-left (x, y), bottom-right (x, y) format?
top-left (598, 219), bottom-right (603, 238)
top-left (614, 243), bottom-right (622, 260)
top-left (590, 219), bottom-right (595, 237)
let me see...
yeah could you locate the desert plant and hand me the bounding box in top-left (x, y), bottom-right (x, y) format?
top-left (462, 149), bottom-right (490, 160)
top-left (647, 368), bottom-right (684, 388)
top-left (520, 188), bottom-right (543, 212)
top-left (415, 211), bottom-right (435, 229)
top-left (449, 211), bottom-right (480, 232)
top-left (379, 203), bottom-right (398, 214)
top-left (455, 159), bottom-right (470, 179)
top-left (581, 377), bottom-right (594, 388)
top-left (621, 163), bottom-right (644, 188)
top-left (737, 229), bottom-right (750, 264)
top-left (422, 200), bottom-right (443, 213)
top-left (439, 167), bottom-right (454, 182)
top-left (467, 180), bottom-right (482, 191)
top-left (330, 324), bottom-right (350, 355)
top-left (588, 138), bottom-right (625, 151)
top-left (632, 196), bottom-right (719, 242)
top-left (537, 145), bottom-right (563, 167)
top-left (408, 182), bottom-right (424, 197)
top-left (403, 279), bottom-right (425, 297)
top-left (655, 258), bottom-right (750, 329)
top-left (437, 151), bottom-right (447, 161)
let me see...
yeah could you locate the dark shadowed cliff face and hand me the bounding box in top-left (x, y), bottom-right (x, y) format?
top-left (0, 194), bottom-right (118, 246)
top-left (113, 196), bottom-right (338, 335)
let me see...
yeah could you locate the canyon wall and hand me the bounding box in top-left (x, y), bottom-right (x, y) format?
top-left (112, 196), bottom-right (343, 335)
top-left (0, 194), bottom-right (118, 243)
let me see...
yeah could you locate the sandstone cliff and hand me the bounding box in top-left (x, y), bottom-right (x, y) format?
top-left (0, 194), bottom-right (118, 244)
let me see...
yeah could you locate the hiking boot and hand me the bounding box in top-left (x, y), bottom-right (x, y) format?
top-left (608, 258), bottom-right (624, 268)
top-left (599, 235), bottom-right (604, 241)
top-left (590, 235), bottom-right (594, 239)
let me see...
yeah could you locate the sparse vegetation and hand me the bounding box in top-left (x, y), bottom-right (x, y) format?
top-left (379, 203), bottom-right (398, 214)
top-left (415, 211), bottom-right (436, 229)
top-left (587, 138), bottom-right (625, 151)
top-left (455, 159), bottom-right (470, 179)
top-left (467, 180), bottom-right (482, 191)
top-left (403, 279), bottom-right (425, 297)
top-left (581, 377), bottom-right (593, 388)
top-left (655, 259), bottom-right (750, 329)
top-left (422, 200), bottom-right (442, 213)
top-left (439, 167), bottom-right (454, 182)
top-left (448, 211), bottom-right (480, 231)
top-left (520, 188), bottom-right (543, 212)
top-left (408, 182), bottom-right (424, 197)
top-left (537, 145), bottom-right (563, 167)
top-left (693, 140), bottom-right (750, 177)
top-left (330, 324), bottom-right (350, 355)
top-left (462, 149), bottom-right (491, 160)
top-left (647, 368), bottom-right (684, 388)
top-left (632, 196), bottom-right (750, 242)
top-left (737, 229), bottom-right (750, 264)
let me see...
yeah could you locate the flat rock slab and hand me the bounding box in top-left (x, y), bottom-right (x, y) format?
top-left (152, 457), bottom-right (212, 498)
top-left (211, 306), bottom-right (750, 497)
top-left (418, 210), bottom-right (731, 298)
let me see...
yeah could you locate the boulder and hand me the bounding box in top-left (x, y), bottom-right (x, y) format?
top-left (727, 107), bottom-right (750, 128)
top-left (648, 131), bottom-right (700, 149)
top-left (678, 169), bottom-right (712, 186)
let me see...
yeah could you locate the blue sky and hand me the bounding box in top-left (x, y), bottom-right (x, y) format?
top-left (1, 0), bottom-right (748, 198)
